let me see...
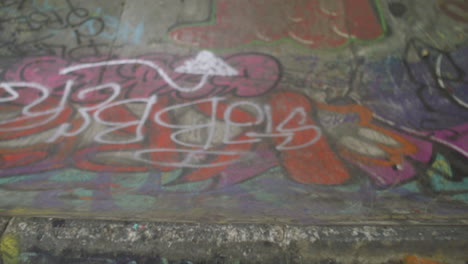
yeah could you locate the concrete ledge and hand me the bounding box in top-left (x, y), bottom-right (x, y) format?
top-left (0, 217), bottom-right (467, 263)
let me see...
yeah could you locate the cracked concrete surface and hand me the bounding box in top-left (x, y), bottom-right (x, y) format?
top-left (0, 217), bottom-right (467, 263)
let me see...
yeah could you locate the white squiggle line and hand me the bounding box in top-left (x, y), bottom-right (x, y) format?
top-left (274, 107), bottom-right (322, 150)
top-left (46, 81), bottom-right (121, 143)
top-left (0, 83), bottom-right (19, 102)
top-left (319, 4), bottom-right (338, 17)
top-left (246, 107), bottom-right (322, 151)
top-left (153, 97), bottom-right (225, 150)
top-left (0, 82), bottom-right (71, 132)
top-left (430, 135), bottom-right (468, 158)
top-left (264, 105), bottom-right (273, 133)
top-left (287, 16), bottom-right (304, 22)
top-left (353, 95), bottom-right (468, 158)
top-left (256, 31), bottom-right (273, 42)
top-left (60, 59), bottom-right (210, 93)
top-left (93, 95), bottom-right (157, 145)
top-left (436, 55), bottom-right (446, 89)
top-left (134, 149), bottom-right (243, 168)
top-left (372, 114), bottom-right (468, 159)
top-left (332, 25), bottom-right (356, 39)
top-left (287, 31), bottom-right (315, 45)
top-left (60, 51), bottom-right (238, 93)
top-left (436, 54), bottom-right (468, 108)
top-left (223, 101), bottom-right (264, 145)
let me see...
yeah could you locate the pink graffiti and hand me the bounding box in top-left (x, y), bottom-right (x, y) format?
top-left (0, 53), bottom-right (351, 187)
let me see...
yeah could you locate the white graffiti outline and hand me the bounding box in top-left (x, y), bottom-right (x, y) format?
top-left (60, 51), bottom-right (239, 93)
top-left (0, 52), bottom-right (324, 168)
top-left (0, 81), bottom-right (71, 132)
top-left (436, 54), bottom-right (468, 108)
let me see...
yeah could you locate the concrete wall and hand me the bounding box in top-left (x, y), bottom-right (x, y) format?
top-left (0, 0), bottom-right (467, 224)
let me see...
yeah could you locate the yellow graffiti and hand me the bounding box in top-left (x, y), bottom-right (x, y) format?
top-left (428, 154), bottom-right (452, 178)
top-left (0, 234), bottom-right (20, 264)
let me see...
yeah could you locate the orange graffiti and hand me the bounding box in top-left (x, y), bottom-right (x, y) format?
top-left (315, 102), bottom-right (418, 167)
top-left (268, 92), bottom-right (350, 184)
top-left (404, 255), bottom-right (444, 264)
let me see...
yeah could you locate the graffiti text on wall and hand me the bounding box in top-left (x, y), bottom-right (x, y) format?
top-left (0, 0), bottom-right (144, 60)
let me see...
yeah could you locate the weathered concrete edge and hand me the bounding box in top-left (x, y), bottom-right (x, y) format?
top-left (2, 211), bottom-right (468, 226)
top-left (1, 217), bottom-right (467, 263)
top-left (0, 216), bottom-right (11, 236)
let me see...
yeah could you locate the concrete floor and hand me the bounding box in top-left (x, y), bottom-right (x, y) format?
top-left (0, 0), bottom-right (467, 262)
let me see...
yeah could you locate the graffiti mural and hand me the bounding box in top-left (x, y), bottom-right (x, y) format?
top-left (0, 0), bottom-right (467, 223)
top-left (169, 0), bottom-right (386, 49)
top-left (0, 52), bottom-right (290, 178)
top-left (0, 0), bottom-right (144, 60)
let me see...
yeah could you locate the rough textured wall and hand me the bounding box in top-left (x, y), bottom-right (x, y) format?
top-left (0, 0), bottom-right (467, 223)
top-left (1, 217), bottom-right (468, 264)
